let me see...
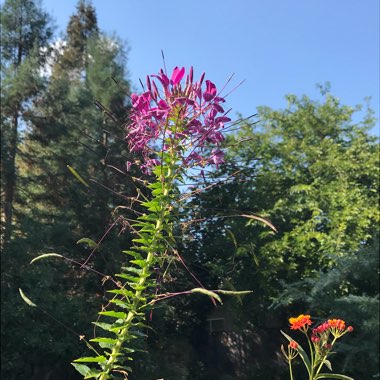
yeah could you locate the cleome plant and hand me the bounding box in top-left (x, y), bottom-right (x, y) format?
top-left (21, 65), bottom-right (268, 379)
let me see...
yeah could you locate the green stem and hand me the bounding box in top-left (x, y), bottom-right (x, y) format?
top-left (313, 337), bottom-right (338, 378)
top-left (98, 168), bottom-right (174, 380)
top-left (304, 331), bottom-right (315, 380)
top-left (289, 358), bottom-right (295, 380)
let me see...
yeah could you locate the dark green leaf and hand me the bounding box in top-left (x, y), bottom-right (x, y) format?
top-left (99, 311), bottom-right (127, 319)
top-left (73, 356), bottom-right (107, 363)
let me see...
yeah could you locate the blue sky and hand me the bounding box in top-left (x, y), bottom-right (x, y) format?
top-left (42, 0), bottom-right (379, 132)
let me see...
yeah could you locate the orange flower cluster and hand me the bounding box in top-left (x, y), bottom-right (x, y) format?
top-left (328, 319), bottom-right (354, 338)
top-left (328, 319), bottom-right (346, 330)
top-left (289, 314), bottom-right (313, 331)
top-left (288, 341), bottom-right (298, 350)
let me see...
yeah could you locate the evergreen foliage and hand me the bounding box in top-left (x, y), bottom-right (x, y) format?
top-left (1, 1), bottom-right (135, 379)
top-left (1, 0), bottom-right (53, 247)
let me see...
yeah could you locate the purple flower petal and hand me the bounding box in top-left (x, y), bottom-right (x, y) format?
top-left (171, 66), bottom-right (185, 85)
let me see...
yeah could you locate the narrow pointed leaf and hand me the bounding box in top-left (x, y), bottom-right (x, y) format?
top-left (71, 363), bottom-right (100, 377)
top-left (107, 289), bottom-right (135, 297)
top-left (67, 165), bottom-right (89, 187)
top-left (77, 238), bottom-right (97, 248)
top-left (73, 356), bottom-right (107, 363)
top-left (121, 250), bottom-right (143, 259)
top-left (115, 273), bottom-right (140, 283)
top-left (92, 321), bottom-right (114, 332)
top-left (324, 359), bottom-right (333, 371)
top-left (130, 259), bottom-right (147, 268)
top-left (225, 229), bottom-right (238, 248)
top-left (315, 374), bottom-right (354, 380)
top-left (99, 311), bottom-right (127, 319)
top-left (280, 330), bottom-right (311, 375)
top-left (109, 298), bottom-right (131, 308)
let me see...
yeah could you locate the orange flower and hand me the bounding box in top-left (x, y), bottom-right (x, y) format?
top-left (328, 319), bottom-right (346, 330)
top-left (288, 341), bottom-right (298, 350)
top-left (289, 314), bottom-right (313, 331)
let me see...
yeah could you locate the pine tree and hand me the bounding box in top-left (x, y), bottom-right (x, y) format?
top-left (20, 0), bottom-right (133, 248)
top-left (0, 0), bottom-right (53, 247)
top-left (2, 2), bottom-right (136, 379)
top-left (52, 0), bottom-right (98, 78)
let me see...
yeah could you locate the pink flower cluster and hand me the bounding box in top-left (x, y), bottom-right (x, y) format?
top-left (311, 319), bottom-right (353, 343)
top-left (125, 66), bottom-right (231, 173)
top-left (311, 322), bottom-right (330, 343)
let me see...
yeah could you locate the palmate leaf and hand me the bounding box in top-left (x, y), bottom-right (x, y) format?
top-left (280, 330), bottom-right (312, 376)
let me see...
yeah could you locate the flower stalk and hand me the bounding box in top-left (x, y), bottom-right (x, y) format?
top-left (70, 66), bottom-right (250, 379)
top-left (98, 159), bottom-right (176, 380)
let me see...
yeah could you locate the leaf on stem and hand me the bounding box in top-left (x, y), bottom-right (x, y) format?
top-left (77, 238), bottom-right (97, 248)
top-left (71, 363), bottom-right (101, 378)
top-left (98, 311), bottom-right (127, 319)
top-left (315, 374), bottom-right (354, 380)
top-left (67, 165), bottom-right (89, 187)
top-left (280, 330), bottom-right (312, 376)
top-left (73, 356), bottom-right (107, 363)
top-left (30, 253), bottom-right (64, 264)
top-left (324, 359), bottom-right (333, 371)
